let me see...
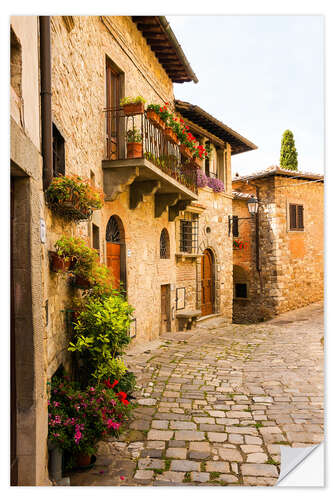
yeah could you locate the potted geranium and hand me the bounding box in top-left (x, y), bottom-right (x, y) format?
top-left (120, 96), bottom-right (146, 115)
top-left (126, 128), bottom-right (143, 159)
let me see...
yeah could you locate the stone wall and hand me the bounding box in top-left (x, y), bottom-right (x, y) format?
top-left (232, 175), bottom-right (324, 323)
top-left (47, 15), bottom-right (177, 356)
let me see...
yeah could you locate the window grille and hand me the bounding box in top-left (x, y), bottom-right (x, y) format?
top-left (160, 228), bottom-right (170, 259)
top-left (106, 215), bottom-right (121, 242)
top-left (179, 213), bottom-right (199, 253)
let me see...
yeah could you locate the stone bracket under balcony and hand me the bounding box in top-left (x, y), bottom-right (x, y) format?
top-left (169, 199), bottom-right (193, 221)
top-left (102, 158), bottom-right (198, 207)
top-left (130, 180), bottom-right (161, 210)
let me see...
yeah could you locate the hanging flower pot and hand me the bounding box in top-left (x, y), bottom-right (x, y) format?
top-left (71, 275), bottom-right (92, 289)
top-left (49, 251), bottom-right (71, 272)
top-left (180, 144), bottom-right (192, 159)
top-left (123, 102), bottom-right (145, 116)
top-left (127, 142), bottom-right (143, 159)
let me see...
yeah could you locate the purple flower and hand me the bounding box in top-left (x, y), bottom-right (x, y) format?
top-left (207, 177), bottom-right (224, 192)
top-left (196, 169), bottom-right (208, 188)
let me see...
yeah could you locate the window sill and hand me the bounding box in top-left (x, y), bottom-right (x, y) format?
top-left (175, 252), bottom-right (203, 262)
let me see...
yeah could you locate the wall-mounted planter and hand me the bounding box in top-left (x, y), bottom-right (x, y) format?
top-left (49, 251), bottom-right (72, 272)
top-left (70, 275), bottom-right (92, 289)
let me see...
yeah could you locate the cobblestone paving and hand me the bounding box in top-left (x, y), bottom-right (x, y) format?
top-left (70, 301), bottom-right (324, 487)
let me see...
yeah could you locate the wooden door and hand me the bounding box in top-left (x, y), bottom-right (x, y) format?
top-left (106, 242), bottom-right (121, 289)
top-left (106, 60), bottom-right (120, 160)
top-left (201, 249), bottom-right (214, 316)
top-left (161, 285), bottom-right (171, 334)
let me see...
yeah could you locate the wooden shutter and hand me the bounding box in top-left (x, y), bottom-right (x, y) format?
top-left (297, 205), bottom-right (304, 229)
top-left (289, 204), bottom-right (297, 230)
top-left (232, 216), bottom-right (239, 237)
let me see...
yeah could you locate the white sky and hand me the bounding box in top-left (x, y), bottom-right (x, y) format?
top-left (168, 15), bottom-right (324, 176)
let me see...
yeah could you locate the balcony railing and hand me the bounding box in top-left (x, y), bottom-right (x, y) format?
top-left (104, 107), bottom-right (198, 194)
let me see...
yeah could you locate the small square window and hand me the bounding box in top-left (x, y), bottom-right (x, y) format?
top-left (235, 283), bottom-right (247, 298)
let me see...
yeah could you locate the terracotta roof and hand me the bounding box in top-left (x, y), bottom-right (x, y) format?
top-left (175, 100), bottom-right (257, 155)
top-left (233, 165), bottom-right (324, 182)
top-left (132, 16), bottom-right (198, 84)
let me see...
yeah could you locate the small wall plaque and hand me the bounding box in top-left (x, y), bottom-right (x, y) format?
top-left (40, 219), bottom-right (46, 243)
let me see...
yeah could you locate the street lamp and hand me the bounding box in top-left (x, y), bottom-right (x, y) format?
top-left (228, 195), bottom-right (259, 236)
top-left (247, 195), bottom-right (259, 216)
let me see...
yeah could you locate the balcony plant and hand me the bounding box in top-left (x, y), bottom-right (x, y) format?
top-left (49, 250), bottom-right (74, 273)
top-left (120, 96), bottom-right (146, 115)
top-left (46, 175), bottom-right (104, 221)
top-left (207, 177), bottom-right (225, 192)
top-left (126, 127), bottom-right (143, 159)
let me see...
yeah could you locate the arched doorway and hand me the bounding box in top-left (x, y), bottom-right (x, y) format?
top-left (201, 248), bottom-right (215, 316)
top-left (106, 215), bottom-right (126, 290)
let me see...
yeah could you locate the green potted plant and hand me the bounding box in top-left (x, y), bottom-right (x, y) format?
top-left (120, 96), bottom-right (146, 115)
top-left (126, 127), bottom-right (143, 159)
top-left (55, 236), bottom-right (98, 288)
top-left (46, 175), bottom-right (104, 221)
top-left (49, 250), bottom-right (74, 273)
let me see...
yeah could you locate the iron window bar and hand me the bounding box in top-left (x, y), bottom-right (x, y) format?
top-left (179, 213), bottom-right (199, 253)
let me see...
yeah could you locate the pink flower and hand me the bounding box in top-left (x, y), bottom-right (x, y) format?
top-left (120, 476), bottom-right (125, 481)
top-left (54, 401), bottom-right (60, 407)
top-left (74, 430), bottom-right (82, 444)
top-left (53, 433), bottom-right (60, 438)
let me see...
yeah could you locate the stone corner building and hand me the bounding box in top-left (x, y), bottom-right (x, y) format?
top-left (9, 15), bottom-right (257, 485)
top-left (232, 166), bottom-right (324, 323)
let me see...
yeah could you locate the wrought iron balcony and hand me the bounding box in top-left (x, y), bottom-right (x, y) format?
top-left (102, 108), bottom-right (198, 217)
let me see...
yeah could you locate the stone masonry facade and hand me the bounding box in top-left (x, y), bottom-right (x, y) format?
top-left (232, 169), bottom-right (324, 323)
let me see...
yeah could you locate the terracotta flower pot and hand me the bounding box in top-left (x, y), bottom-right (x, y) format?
top-left (147, 110), bottom-right (159, 126)
top-left (127, 142), bottom-right (143, 159)
top-left (180, 144), bottom-right (192, 159)
top-left (49, 251), bottom-right (71, 272)
top-left (123, 102), bottom-right (145, 116)
top-left (77, 454), bottom-right (92, 467)
top-left (164, 127), bottom-right (178, 144)
top-left (158, 118), bottom-right (166, 130)
top-left (72, 275), bottom-right (92, 289)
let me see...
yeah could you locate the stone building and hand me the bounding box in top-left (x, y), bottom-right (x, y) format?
top-left (10, 16), bottom-right (48, 486)
top-left (10, 15), bottom-right (256, 484)
top-left (232, 166), bottom-right (324, 323)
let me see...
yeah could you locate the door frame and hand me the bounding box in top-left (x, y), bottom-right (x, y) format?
top-left (160, 284), bottom-right (171, 334)
top-left (201, 248), bottom-right (215, 316)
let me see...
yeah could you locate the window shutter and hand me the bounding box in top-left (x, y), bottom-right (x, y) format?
top-left (289, 204), bottom-right (297, 230)
top-left (232, 216), bottom-right (239, 237)
top-left (297, 205), bottom-right (304, 229)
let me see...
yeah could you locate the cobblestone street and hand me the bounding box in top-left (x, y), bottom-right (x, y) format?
top-left (70, 301), bottom-right (324, 487)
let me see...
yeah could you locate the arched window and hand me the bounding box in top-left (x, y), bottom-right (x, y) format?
top-left (160, 228), bottom-right (170, 259)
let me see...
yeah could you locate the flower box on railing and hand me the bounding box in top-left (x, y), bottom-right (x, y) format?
top-left (180, 144), bottom-right (192, 159)
top-left (123, 102), bottom-right (145, 116)
top-left (164, 127), bottom-right (178, 145)
top-left (146, 109), bottom-right (160, 126)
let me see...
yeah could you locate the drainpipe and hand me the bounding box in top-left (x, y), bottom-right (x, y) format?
top-left (40, 16), bottom-right (53, 190)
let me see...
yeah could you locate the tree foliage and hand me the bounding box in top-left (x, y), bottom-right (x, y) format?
top-left (280, 130), bottom-right (298, 171)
